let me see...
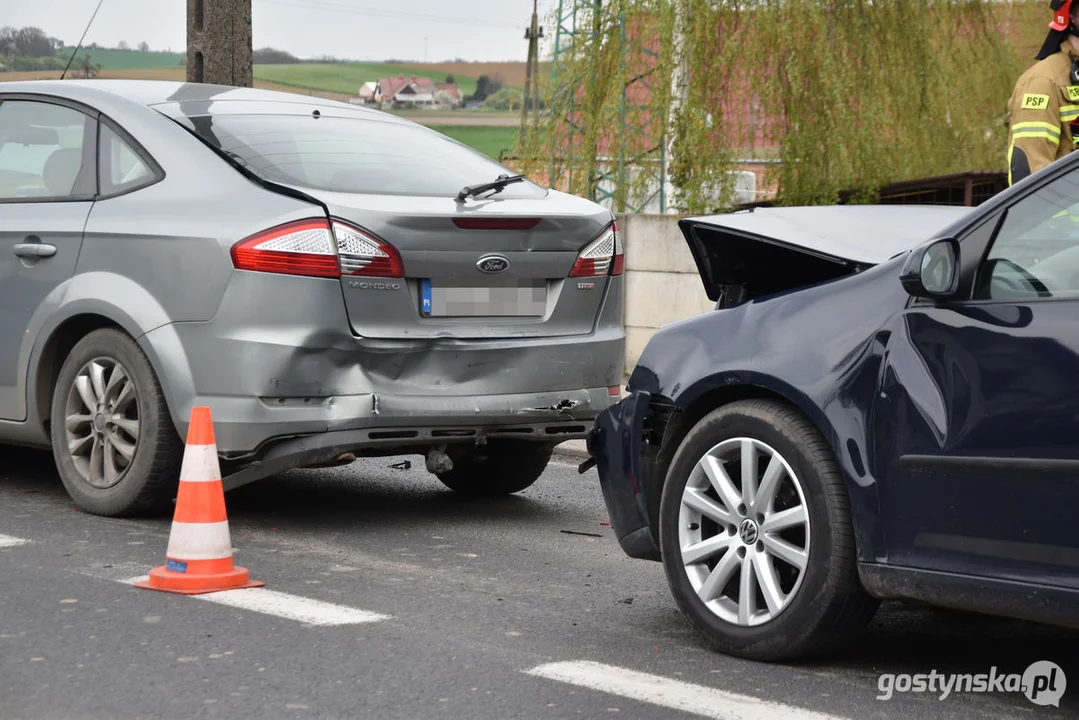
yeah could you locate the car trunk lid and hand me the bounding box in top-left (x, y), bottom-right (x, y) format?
top-left (312, 190), bottom-right (618, 339)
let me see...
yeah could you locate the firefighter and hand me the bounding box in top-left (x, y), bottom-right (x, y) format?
top-left (1007, 0), bottom-right (1079, 185)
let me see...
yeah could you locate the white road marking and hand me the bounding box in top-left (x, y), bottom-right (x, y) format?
top-left (526, 661), bottom-right (848, 720)
top-left (194, 587), bottom-right (389, 625)
top-left (122, 575), bottom-right (390, 626)
top-left (0, 534), bottom-right (29, 549)
top-left (76, 564), bottom-right (389, 626)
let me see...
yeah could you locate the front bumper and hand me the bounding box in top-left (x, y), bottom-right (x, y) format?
top-left (588, 390), bottom-right (661, 560)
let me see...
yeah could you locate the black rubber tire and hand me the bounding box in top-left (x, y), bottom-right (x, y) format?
top-left (658, 399), bottom-right (879, 662)
top-left (50, 328), bottom-right (184, 517)
top-left (436, 441), bottom-right (555, 496)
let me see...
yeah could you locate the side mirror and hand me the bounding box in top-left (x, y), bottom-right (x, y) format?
top-left (900, 237), bottom-right (960, 299)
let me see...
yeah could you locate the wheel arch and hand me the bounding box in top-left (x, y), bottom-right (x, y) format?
top-left (640, 377), bottom-right (874, 562)
top-left (32, 314), bottom-right (129, 436)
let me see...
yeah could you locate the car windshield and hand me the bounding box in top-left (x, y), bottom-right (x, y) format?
top-left (175, 112), bottom-right (545, 199)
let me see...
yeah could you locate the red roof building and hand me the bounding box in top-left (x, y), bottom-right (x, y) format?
top-left (375, 75), bottom-right (437, 106)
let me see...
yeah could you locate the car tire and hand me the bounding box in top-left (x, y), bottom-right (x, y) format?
top-left (50, 328), bottom-right (184, 518)
top-left (436, 441), bottom-right (555, 496)
top-left (658, 399), bottom-right (878, 662)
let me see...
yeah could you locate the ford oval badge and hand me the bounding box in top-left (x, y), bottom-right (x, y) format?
top-left (477, 255), bottom-right (510, 273)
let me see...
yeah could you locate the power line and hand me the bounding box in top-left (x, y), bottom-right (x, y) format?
top-left (254, 0), bottom-right (527, 30)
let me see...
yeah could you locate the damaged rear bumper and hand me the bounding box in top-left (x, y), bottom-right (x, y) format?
top-left (589, 390), bottom-right (661, 560)
top-left (221, 386), bottom-right (613, 491)
top-left (143, 305), bottom-right (625, 454)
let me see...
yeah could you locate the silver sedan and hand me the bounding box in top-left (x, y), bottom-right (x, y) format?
top-left (0, 79), bottom-right (625, 516)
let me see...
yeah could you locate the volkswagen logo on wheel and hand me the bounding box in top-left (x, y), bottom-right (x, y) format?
top-left (738, 518), bottom-right (759, 545)
top-left (477, 255), bottom-right (510, 273)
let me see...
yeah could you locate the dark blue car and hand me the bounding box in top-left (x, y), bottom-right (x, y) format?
top-left (588, 156), bottom-right (1079, 662)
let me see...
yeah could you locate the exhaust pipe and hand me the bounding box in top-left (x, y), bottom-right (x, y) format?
top-left (425, 445), bottom-right (454, 474)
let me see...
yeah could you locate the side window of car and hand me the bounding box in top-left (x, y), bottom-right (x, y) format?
top-left (98, 123), bottom-right (157, 196)
top-left (974, 168), bottom-right (1079, 300)
top-left (0, 99), bottom-right (93, 201)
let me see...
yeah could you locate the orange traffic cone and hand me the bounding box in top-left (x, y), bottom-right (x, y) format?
top-left (135, 406), bottom-right (263, 595)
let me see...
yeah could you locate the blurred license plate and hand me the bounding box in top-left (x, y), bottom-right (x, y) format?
top-left (420, 278), bottom-right (546, 317)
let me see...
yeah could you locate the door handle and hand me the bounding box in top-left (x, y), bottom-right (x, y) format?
top-left (13, 243), bottom-right (57, 258)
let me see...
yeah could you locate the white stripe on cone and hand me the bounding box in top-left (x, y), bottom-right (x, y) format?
top-left (165, 520), bottom-right (234, 561)
top-left (178, 444), bottom-right (222, 483)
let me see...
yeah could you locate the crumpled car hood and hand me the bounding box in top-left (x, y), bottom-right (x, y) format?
top-left (679, 204), bottom-right (973, 303)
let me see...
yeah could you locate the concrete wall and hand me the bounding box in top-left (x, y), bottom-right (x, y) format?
top-left (615, 213), bottom-right (715, 371)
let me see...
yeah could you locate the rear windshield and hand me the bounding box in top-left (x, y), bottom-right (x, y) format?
top-left (173, 112), bottom-right (544, 199)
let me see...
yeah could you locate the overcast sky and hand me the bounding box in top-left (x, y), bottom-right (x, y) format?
top-left (6, 0), bottom-right (561, 62)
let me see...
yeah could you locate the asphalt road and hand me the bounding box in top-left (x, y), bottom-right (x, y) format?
top-left (1, 444), bottom-right (1076, 720)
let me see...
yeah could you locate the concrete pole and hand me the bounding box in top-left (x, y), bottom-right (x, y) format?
top-left (187, 0), bottom-right (253, 87)
top-left (521, 0), bottom-right (539, 133)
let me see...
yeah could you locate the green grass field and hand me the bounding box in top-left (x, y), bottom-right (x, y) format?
top-left (60, 47), bottom-right (185, 69)
top-left (49, 52), bottom-right (497, 101)
top-left (254, 63), bottom-right (478, 98)
top-left (429, 126), bottom-right (518, 160)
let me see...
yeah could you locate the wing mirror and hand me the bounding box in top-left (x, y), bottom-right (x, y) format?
top-left (900, 237), bottom-right (960, 299)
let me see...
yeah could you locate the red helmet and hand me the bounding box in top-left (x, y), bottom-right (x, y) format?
top-left (1051, 0), bottom-right (1074, 30)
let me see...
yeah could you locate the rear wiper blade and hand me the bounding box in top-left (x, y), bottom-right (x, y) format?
top-left (455, 173), bottom-right (526, 203)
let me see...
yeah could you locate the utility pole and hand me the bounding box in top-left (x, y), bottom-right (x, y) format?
top-left (186, 0), bottom-right (253, 86)
top-left (520, 0), bottom-right (544, 133)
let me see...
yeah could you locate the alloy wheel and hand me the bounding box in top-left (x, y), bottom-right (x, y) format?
top-left (677, 437), bottom-right (811, 627)
top-left (63, 357), bottom-right (141, 489)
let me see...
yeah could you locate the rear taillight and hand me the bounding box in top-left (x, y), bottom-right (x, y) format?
top-left (569, 223), bottom-right (624, 278)
top-left (332, 221), bottom-right (404, 278)
top-left (231, 219), bottom-right (340, 278)
top-left (230, 218), bottom-right (404, 279)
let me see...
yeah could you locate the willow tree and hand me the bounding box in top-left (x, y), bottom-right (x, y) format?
top-left (515, 0), bottom-right (1029, 213)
